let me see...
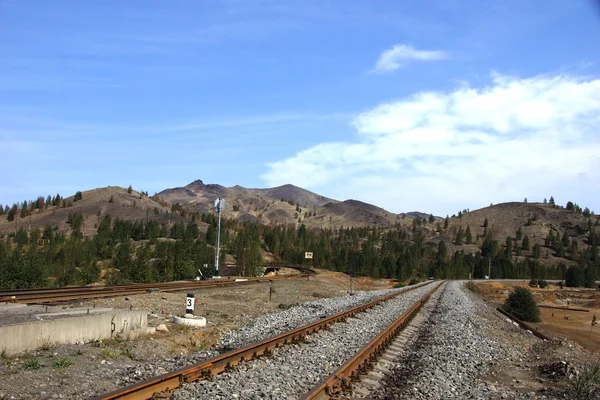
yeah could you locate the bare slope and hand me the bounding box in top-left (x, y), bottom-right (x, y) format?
top-left (437, 202), bottom-right (599, 265)
top-left (0, 186), bottom-right (187, 237)
top-left (157, 180), bottom-right (399, 228)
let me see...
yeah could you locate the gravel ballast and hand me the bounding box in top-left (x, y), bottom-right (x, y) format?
top-left (217, 283), bottom-right (428, 351)
top-left (174, 283), bottom-right (435, 400)
top-left (371, 281), bottom-right (563, 400)
top-left (110, 283), bottom-right (431, 389)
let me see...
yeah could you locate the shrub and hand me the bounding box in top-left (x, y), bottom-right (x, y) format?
top-left (465, 281), bottom-right (477, 293)
top-left (393, 282), bottom-right (406, 289)
top-left (529, 279), bottom-right (538, 288)
top-left (571, 363), bottom-right (600, 400)
top-left (52, 356), bottom-right (73, 369)
top-left (538, 279), bottom-right (548, 288)
top-left (408, 278), bottom-right (420, 285)
top-left (504, 287), bottom-right (540, 322)
top-left (22, 357), bottom-right (43, 370)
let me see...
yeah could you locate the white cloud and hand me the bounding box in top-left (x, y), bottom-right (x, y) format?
top-left (372, 44), bottom-right (448, 73)
top-left (262, 73), bottom-right (600, 215)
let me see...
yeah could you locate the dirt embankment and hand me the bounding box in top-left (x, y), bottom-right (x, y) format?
top-left (473, 281), bottom-right (600, 354)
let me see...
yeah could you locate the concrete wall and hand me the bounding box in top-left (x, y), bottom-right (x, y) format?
top-left (0, 310), bottom-right (147, 356)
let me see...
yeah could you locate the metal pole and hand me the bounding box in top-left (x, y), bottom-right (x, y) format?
top-left (349, 274), bottom-right (352, 295)
top-left (215, 203), bottom-right (221, 275)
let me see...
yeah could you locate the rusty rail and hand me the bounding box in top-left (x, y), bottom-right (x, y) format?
top-left (94, 281), bottom-right (434, 400)
top-left (301, 281), bottom-right (444, 400)
top-left (0, 275), bottom-right (300, 304)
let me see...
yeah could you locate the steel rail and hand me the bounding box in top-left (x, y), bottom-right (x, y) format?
top-left (0, 275), bottom-right (300, 304)
top-left (301, 281), bottom-right (444, 400)
top-left (93, 281), bottom-right (434, 400)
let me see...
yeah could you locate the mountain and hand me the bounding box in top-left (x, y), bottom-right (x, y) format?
top-left (434, 201), bottom-right (599, 268)
top-left (0, 186), bottom-right (190, 237)
top-left (315, 199), bottom-right (400, 228)
top-left (157, 180), bottom-right (400, 228)
top-left (2, 179), bottom-right (598, 273)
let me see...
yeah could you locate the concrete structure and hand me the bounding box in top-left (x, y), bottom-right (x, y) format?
top-left (173, 314), bottom-right (207, 327)
top-left (0, 303), bottom-right (149, 356)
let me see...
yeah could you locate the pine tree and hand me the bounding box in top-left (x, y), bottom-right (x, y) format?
top-left (455, 227), bottom-right (464, 245)
top-left (516, 227), bottom-right (523, 241)
top-left (522, 235), bottom-right (530, 250)
top-left (465, 226), bottom-right (473, 244)
top-left (127, 185), bottom-right (133, 194)
top-left (533, 244), bottom-right (541, 259)
top-left (504, 287), bottom-right (540, 322)
top-left (444, 216), bottom-right (449, 229)
top-left (483, 218), bottom-right (488, 228)
top-left (562, 231), bottom-right (570, 247)
top-left (505, 236), bottom-right (513, 256)
top-left (7, 207), bottom-right (15, 222)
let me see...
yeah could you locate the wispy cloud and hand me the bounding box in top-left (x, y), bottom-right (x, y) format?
top-left (372, 44), bottom-right (448, 73)
top-left (262, 73), bottom-right (600, 215)
top-left (156, 112), bottom-right (352, 133)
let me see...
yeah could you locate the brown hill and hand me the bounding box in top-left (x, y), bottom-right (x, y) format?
top-left (312, 199), bottom-right (401, 228)
top-left (436, 202), bottom-right (599, 266)
top-left (3, 179), bottom-right (597, 272)
top-left (0, 186), bottom-right (190, 237)
top-left (156, 180), bottom-right (399, 229)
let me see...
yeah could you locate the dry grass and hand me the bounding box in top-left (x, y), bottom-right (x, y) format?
top-left (475, 281), bottom-right (600, 354)
top-left (164, 326), bottom-right (225, 355)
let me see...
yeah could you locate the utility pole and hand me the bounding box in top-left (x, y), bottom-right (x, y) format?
top-left (214, 198), bottom-right (225, 278)
top-left (349, 273), bottom-right (353, 295)
top-left (488, 258), bottom-right (491, 279)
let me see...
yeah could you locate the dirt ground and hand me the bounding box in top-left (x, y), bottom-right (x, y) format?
top-left (0, 270), bottom-right (394, 399)
top-left (467, 281), bottom-right (600, 398)
top-left (474, 281), bottom-right (600, 354)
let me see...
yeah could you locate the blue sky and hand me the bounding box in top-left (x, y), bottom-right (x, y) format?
top-left (1, 0), bottom-right (600, 216)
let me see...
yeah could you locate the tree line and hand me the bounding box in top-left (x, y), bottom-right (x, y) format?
top-left (1, 210), bottom-right (598, 290)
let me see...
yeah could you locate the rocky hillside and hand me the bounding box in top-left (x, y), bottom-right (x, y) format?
top-left (0, 186), bottom-right (190, 237)
top-left (157, 180), bottom-right (406, 229)
top-left (2, 179), bottom-right (598, 274)
top-left (432, 201), bottom-right (600, 267)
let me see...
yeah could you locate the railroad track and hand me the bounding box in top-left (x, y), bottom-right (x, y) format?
top-left (94, 280), bottom-right (443, 400)
top-left (0, 275), bottom-right (302, 304)
top-left (306, 281), bottom-right (446, 399)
